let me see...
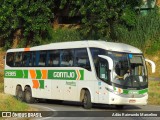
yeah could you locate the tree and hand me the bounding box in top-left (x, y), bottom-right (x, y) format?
top-left (60, 0), bottom-right (142, 41)
top-left (0, 0), bottom-right (54, 48)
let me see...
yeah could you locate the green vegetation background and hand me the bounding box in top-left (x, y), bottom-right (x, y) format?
top-left (0, 0), bottom-right (159, 55)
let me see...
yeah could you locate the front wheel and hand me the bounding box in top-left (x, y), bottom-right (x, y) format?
top-left (83, 90), bottom-right (92, 109)
top-left (24, 88), bottom-right (35, 103)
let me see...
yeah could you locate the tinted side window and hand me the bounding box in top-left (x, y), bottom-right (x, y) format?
top-left (14, 52), bottom-right (23, 67)
top-left (90, 48), bottom-right (108, 72)
top-left (75, 48), bottom-right (91, 71)
top-left (48, 50), bottom-right (60, 67)
top-left (6, 52), bottom-right (14, 67)
top-left (22, 52), bottom-right (31, 67)
top-left (38, 51), bottom-right (47, 67)
top-left (90, 48), bottom-right (108, 64)
top-left (60, 49), bottom-right (74, 67)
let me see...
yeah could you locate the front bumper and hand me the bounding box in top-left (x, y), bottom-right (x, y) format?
top-left (109, 92), bottom-right (148, 105)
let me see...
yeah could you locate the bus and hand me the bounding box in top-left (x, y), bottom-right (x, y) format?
top-left (4, 40), bottom-right (155, 109)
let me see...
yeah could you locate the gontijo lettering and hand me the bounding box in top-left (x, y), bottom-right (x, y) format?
top-left (53, 72), bottom-right (75, 78)
top-left (48, 70), bottom-right (84, 80)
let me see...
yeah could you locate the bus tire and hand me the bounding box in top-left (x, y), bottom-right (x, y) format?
top-left (16, 86), bottom-right (24, 101)
top-left (83, 90), bottom-right (92, 109)
top-left (24, 87), bottom-right (35, 103)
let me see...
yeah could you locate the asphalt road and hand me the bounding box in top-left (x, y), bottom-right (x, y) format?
top-left (29, 100), bottom-right (160, 120)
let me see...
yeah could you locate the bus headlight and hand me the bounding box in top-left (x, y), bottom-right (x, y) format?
top-left (113, 88), bottom-right (123, 95)
top-left (105, 87), bottom-right (123, 95)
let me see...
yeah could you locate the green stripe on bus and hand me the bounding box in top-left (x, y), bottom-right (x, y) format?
top-left (4, 70), bottom-right (27, 78)
top-left (23, 70), bottom-right (28, 78)
top-left (5, 69), bottom-right (84, 80)
top-left (139, 89), bottom-right (148, 94)
top-left (39, 80), bottom-right (44, 89)
top-left (36, 70), bottom-right (41, 79)
top-left (80, 70), bottom-right (84, 80)
top-left (123, 89), bottom-right (148, 95)
top-left (123, 89), bottom-right (129, 94)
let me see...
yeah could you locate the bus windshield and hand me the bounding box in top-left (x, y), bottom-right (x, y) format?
top-left (90, 48), bottom-right (147, 90)
top-left (109, 52), bottom-right (147, 89)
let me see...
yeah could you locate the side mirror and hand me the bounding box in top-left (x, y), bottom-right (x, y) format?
top-left (145, 59), bottom-right (156, 73)
top-left (98, 55), bottom-right (113, 70)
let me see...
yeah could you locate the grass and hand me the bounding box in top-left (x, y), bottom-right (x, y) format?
top-left (0, 83), bottom-right (30, 111)
top-left (0, 83), bottom-right (3, 93)
top-left (0, 65), bottom-right (33, 111)
top-left (148, 80), bottom-right (160, 105)
top-left (0, 93), bottom-right (29, 111)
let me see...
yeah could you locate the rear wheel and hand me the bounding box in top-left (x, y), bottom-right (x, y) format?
top-left (16, 86), bottom-right (24, 101)
top-left (83, 90), bottom-right (92, 109)
top-left (24, 87), bottom-right (35, 103)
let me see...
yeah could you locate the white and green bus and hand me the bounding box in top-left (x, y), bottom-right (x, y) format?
top-left (4, 40), bottom-right (155, 109)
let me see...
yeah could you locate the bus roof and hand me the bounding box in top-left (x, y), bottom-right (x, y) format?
top-left (7, 40), bottom-right (142, 53)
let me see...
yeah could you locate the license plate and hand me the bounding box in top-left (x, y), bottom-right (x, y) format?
top-left (129, 100), bottom-right (136, 103)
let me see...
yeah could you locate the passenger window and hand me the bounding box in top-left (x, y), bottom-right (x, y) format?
top-left (75, 49), bottom-right (91, 71)
top-left (6, 52), bottom-right (14, 67)
top-left (28, 52), bottom-right (35, 67)
top-left (14, 52), bottom-right (23, 67)
top-left (60, 49), bottom-right (74, 67)
top-left (38, 51), bottom-right (47, 67)
top-left (22, 52), bottom-right (31, 67)
top-left (48, 50), bottom-right (60, 67)
top-left (90, 48), bottom-right (108, 74)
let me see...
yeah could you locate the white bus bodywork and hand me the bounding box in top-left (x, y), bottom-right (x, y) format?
top-left (4, 41), bottom-right (155, 109)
